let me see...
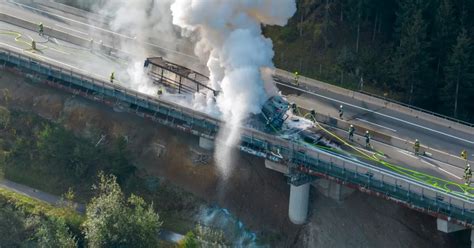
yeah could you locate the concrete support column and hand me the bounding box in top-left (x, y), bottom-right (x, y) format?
top-left (471, 229), bottom-right (474, 248)
top-left (198, 136), bottom-right (214, 150)
top-left (436, 218), bottom-right (467, 233)
top-left (288, 183), bottom-right (310, 225)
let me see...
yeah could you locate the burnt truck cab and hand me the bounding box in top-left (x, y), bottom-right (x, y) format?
top-left (261, 95), bottom-right (290, 130)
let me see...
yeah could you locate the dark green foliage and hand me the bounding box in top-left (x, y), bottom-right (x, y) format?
top-left (2, 111), bottom-right (136, 199)
top-left (443, 29), bottom-right (474, 119)
top-left (33, 216), bottom-right (77, 248)
top-left (107, 136), bottom-right (136, 185)
top-left (0, 204), bottom-right (30, 246)
top-left (179, 231), bottom-right (198, 248)
top-left (279, 26), bottom-right (299, 43)
top-left (265, 0), bottom-right (474, 122)
top-left (391, 4), bottom-right (432, 105)
top-left (83, 173), bottom-right (161, 248)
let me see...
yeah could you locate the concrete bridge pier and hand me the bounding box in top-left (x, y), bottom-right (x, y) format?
top-left (288, 183), bottom-right (310, 225)
top-left (436, 218), bottom-right (473, 247)
top-left (198, 136), bottom-right (214, 150)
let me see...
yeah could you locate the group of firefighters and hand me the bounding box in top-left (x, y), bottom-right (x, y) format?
top-left (347, 119), bottom-right (472, 185)
top-left (347, 123), bottom-right (371, 148)
top-left (30, 22), bottom-right (45, 50)
top-left (294, 72), bottom-right (473, 186)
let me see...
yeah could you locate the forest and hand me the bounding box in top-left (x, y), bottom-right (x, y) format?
top-left (265, 0), bottom-right (474, 122)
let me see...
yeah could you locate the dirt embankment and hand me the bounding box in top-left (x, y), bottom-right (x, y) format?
top-left (0, 70), bottom-right (468, 247)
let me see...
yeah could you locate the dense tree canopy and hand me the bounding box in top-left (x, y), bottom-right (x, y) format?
top-left (83, 173), bottom-right (161, 248)
top-left (267, 0), bottom-right (474, 122)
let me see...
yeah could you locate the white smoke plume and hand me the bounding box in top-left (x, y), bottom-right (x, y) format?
top-left (171, 0), bottom-right (296, 179)
top-left (92, 0), bottom-right (188, 95)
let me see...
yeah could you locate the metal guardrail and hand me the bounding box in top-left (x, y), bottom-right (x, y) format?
top-left (1, 46), bottom-right (474, 225)
top-left (240, 136), bottom-right (474, 225)
top-left (359, 90), bottom-right (474, 127)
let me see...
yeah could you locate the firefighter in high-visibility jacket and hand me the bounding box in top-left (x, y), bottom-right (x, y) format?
top-left (294, 71), bottom-right (299, 86)
top-left (464, 164), bottom-right (472, 186)
top-left (413, 139), bottom-right (420, 155)
top-left (364, 131), bottom-right (371, 148)
top-left (291, 103), bottom-right (298, 115)
top-left (109, 72), bottom-right (115, 83)
top-left (461, 150), bottom-right (468, 160)
top-left (38, 22), bottom-right (44, 36)
top-left (157, 87), bottom-right (163, 96)
top-left (348, 124), bottom-right (355, 141)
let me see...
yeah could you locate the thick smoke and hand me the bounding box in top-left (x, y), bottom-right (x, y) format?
top-left (171, 0), bottom-right (296, 179)
top-left (93, 0), bottom-right (186, 95)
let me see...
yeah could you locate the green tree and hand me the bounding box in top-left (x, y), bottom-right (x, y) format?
top-left (0, 205), bottom-right (28, 246)
top-left (179, 231), bottom-right (198, 248)
top-left (443, 28), bottom-right (474, 118)
top-left (108, 136), bottom-right (136, 184)
top-left (33, 217), bottom-right (77, 248)
top-left (433, 0), bottom-right (457, 76)
top-left (83, 173), bottom-right (161, 248)
top-left (391, 4), bottom-right (431, 105)
top-left (346, 0), bottom-right (369, 53)
top-left (0, 106), bottom-right (10, 129)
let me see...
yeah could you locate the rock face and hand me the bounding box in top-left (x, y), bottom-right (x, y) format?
top-left (0, 70), bottom-right (467, 247)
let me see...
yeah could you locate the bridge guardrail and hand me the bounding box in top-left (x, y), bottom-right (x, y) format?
top-left (1, 46), bottom-right (474, 226)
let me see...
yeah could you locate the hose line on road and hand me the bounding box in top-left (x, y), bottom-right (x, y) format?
top-left (298, 108), bottom-right (474, 198)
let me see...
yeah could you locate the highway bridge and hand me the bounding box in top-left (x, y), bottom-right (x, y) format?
top-left (1, 0), bottom-right (473, 244)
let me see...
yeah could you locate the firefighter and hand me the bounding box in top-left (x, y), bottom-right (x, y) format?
top-left (294, 71), bottom-right (299, 86)
top-left (461, 150), bottom-right (468, 160)
top-left (413, 139), bottom-right (420, 155)
top-left (291, 103), bottom-right (298, 115)
top-left (309, 109), bottom-right (316, 122)
top-left (348, 124), bottom-right (355, 141)
top-left (364, 130), bottom-right (371, 148)
top-left (38, 22), bottom-right (44, 36)
top-left (157, 87), bottom-right (163, 96)
top-left (109, 72), bottom-right (115, 83)
top-left (31, 40), bottom-right (36, 50)
top-left (338, 105), bottom-right (344, 119)
top-left (464, 164), bottom-right (472, 186)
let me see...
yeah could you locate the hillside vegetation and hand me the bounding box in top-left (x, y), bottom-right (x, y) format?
top-left (265, 0), bottom-right (474, 122)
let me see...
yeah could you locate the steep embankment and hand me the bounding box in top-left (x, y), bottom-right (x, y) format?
top-left (0, 69), bottom-right (467, 247)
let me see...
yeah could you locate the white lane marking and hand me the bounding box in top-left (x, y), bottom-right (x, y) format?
top-left (8, 0), bottom-right (199, 60)
top-left (35, 42), bottom-right (69, 55)
top-left (420, 159), bottom-right (436, 167)
top-left (397, 149), bottom-right (418, 159)
top-left (54, 23), bottom-right (88, 36)
top-left (277, 82), bottom-right (474, 144)
top-left (438, 167), bottom-right (462, 180)
top-left (356, 118), bottom-right (397, 132)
